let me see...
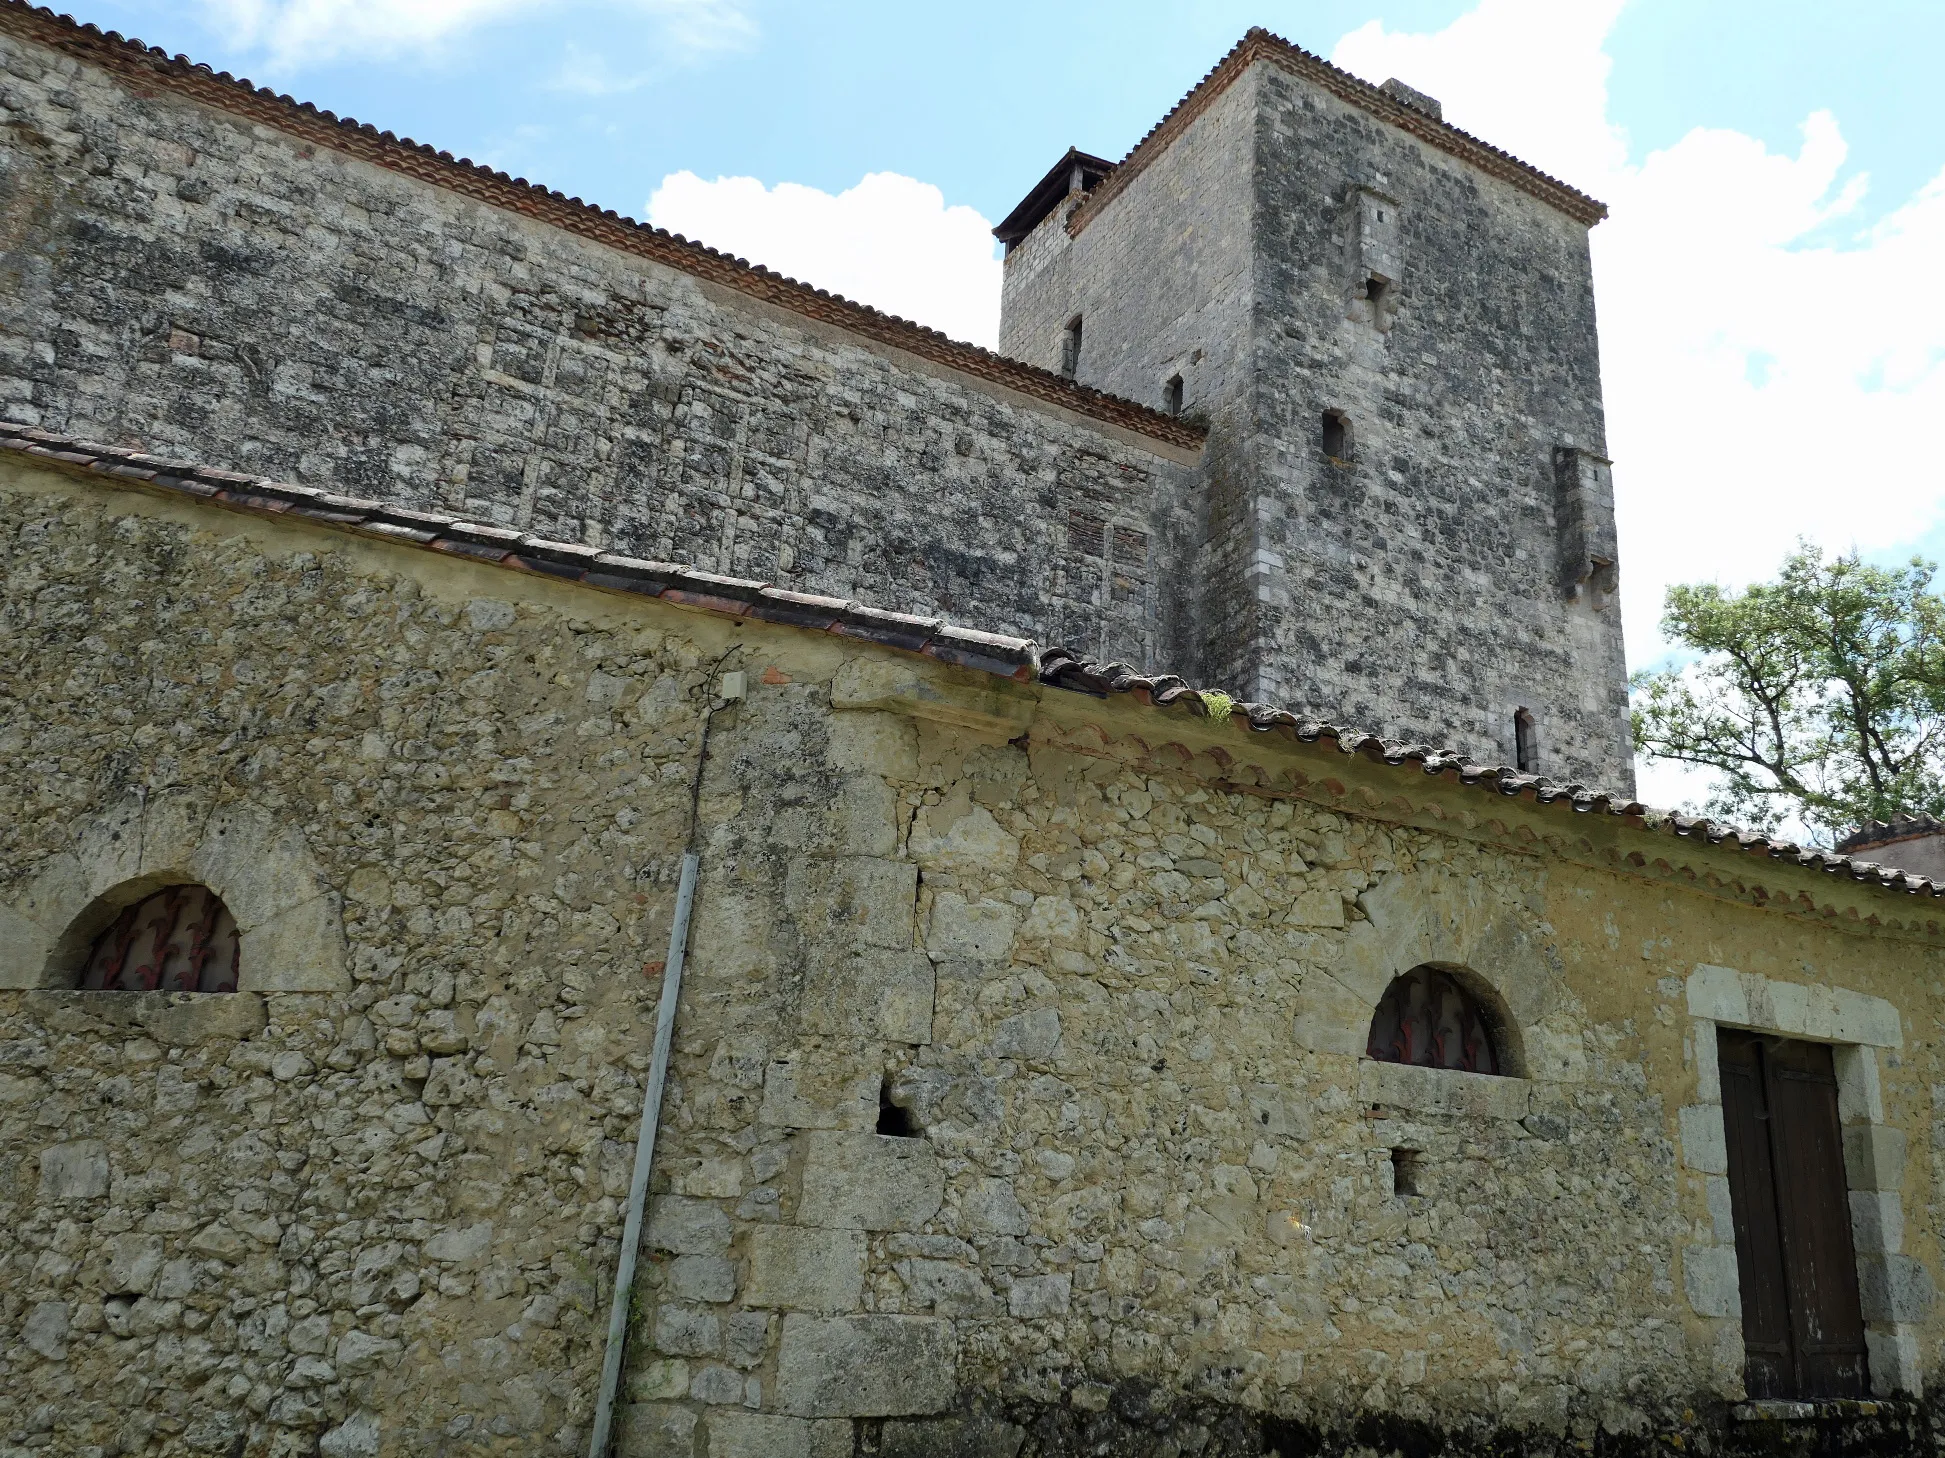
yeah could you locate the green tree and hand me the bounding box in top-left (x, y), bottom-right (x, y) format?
top-left (1630, 544), bottom-right (1945, 843)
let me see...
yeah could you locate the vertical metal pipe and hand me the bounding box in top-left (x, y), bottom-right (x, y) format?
top-left (586, 849), bottom-right (700, 1458)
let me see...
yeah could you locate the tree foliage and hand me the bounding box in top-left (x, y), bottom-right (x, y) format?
top-left (1630, 544), bottom-right (1945, 843)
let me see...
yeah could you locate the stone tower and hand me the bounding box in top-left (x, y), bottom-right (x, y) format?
top-left (996, 30), bottom-right (1632, 791)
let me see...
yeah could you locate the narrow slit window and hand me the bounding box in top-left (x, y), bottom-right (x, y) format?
top-left (876, 1077), bottom-right (920, 1138)
top-left (1059, 315), bottom-right (1083, 380)
top-left (1390, 1147), bottom-right (1422, 1198)
top-left (1165, 374), bottom-right (1184, 416)
top-left (1322, 409), bottom-right (1350, 461)
top-left (1514, 709), bottom-right (1539, 773)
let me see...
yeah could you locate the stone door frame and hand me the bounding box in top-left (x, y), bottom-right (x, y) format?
top-left (1676, 963), bottom-right (1923, 1397)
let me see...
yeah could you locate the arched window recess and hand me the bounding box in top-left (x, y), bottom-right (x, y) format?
top-left (79, 884), bottom-right (240, 993)
top-left (1365, 964), bottom-right (1512, 1077)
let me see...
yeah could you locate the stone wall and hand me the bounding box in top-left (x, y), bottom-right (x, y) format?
top-left (6, 451), bottom-right (1945, 1456)
top-left (0, 16), bottom-right (1195, 671)
top-left (999, 48), bottom-right (1634, 790)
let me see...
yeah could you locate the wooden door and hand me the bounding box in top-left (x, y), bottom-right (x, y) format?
top-left (1717, 1030), bottom-right (1869, 1398)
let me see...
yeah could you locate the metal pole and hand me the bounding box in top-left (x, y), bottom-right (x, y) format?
top-left (586, 849), bottom-right (700, 1458)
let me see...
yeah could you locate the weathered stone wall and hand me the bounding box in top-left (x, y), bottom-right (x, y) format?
top-left (6, 453), bottom-right (1944, 1456)
top-left (0, 19), bottom-right (1194, 670)
top-left (1000, 54), bottom-right (1634, 790)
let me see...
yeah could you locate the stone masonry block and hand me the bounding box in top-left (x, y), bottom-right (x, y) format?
top-left (1858, 1253), bottom-right (1935, 1324)
top-left (1844, 1124), bottom-right (1906, 1192)
top-left (706, 1410), bottom-right (852, 1458)
top-left (775, 1313), bottom-right (957, 1418)
top-left (760, 1059), bottom-right (879, 1131)
top-left (1683, 1243), bottom-right (1741, 1319)
top-left (38, 1140), bottom-right (109, 1201)
top-left (799, 947), bottom-right (935, 1046)
top-left (785, 857), bottom-right (917, 951)
top-left (617, 1403), bottom-right (698, 1458)
top-left (648, 1197), bottom-right (733, 1256)
top-left (745, 1226), bottom-right (867, 1313)
top-left (1849, 1190), bottom-right (1904, 1254)
top-left (798, 1132), bottom-right (943, 1231)
top-left (991, 1009), bottom-right (1060, 1061)
top-left (926, 892), bottom-right (1018, 962)
top-left (1677, 1105), bottom-right (1727, 1175)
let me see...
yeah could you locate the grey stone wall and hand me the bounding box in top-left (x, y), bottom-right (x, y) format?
top-left (7, 455), bottom-right (1944, 1457)
top-left (0, 22), bottom-right (1192, 671)
top-left (999, 56), bottom-right (1634, 790)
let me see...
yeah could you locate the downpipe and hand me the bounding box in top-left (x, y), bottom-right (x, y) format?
top-left (587, 661), bottom-right (741, 1458)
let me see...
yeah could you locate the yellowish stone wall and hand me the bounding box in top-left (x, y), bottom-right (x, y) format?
top-left (2, 454), bottom-right (1942, 1457)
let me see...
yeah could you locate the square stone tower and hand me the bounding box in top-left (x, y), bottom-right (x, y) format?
top-left (997, 30), bottom-right (1632, 791)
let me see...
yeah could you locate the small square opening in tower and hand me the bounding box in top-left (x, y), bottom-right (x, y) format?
top-left (877, 1076), bottom-right (921, 1138)
top-left (1165, 374), bottom-right (1184, 416)
top-left (1391, 1147), bottom-right (1422, 1198)
top-left (1322, 409), bottom-right (1351, 461)
top-left (1366, 275), bottom-right (1389, 309)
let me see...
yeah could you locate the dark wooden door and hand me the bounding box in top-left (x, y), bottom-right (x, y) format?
top-left (1717, 1030), bottom-right (1869, 1398)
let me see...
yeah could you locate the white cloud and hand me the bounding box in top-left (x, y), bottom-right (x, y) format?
top-left (200, 0), bottom-right (752, 71)
top-left (647, 171), bottom-right (1004, 349)
top-left (1331, 0), bottom-right (1945, 815)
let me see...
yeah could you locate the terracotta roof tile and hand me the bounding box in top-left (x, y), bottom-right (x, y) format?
top-left (0, 2), bottom-right (1204, 454)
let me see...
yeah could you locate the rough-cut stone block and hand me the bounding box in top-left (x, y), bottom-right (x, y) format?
top-left (786, 857), bottom-right (918, 951)
top-left (1677, 1105), bottom-right (1728, 1175)
top-left (648, 1197), bottom-right (734, 1256)
top-left (1007, 1272), bottom-right (1072, 1317)
top-left (706, 1410), bottom-right (852, 1458)
top-left (991, 1009), bottom-right (1060, 1061)
top-left (799, 947), bottom-right (935, 1046)
top-left (38, 1140), bottom-right (109, 1200)
top-left (1844, 1124), bottom-right (1906, 1192)
top-left (670, 1255), bottom-right (738, 1303)
top-left (926, 893), bottom-right (1018, 962)
top-left (654, 1304), bottom-right (723, 1358)
top-left (617, 1402), bottom-right (699, 1457)
top-left (1683, 1244), bottom-right (1740, 1319)
top-left (882, 1412), bottom-right (1028, 1458)
top-left (760, 1060), bottom-right (879, 1131)
top-left (745, 1226), bottom-right (867, 1313)
top-left (798, 1132), bottom-right (943, 1231)
top-left (1849, 1190), bottom-right (1904, 1254)
top-left (775, 1313), bottom-right (957, 1418)
top-left (1357, 1059), bottom-right (1529, 1120)
top-left (1858, 1253), bottom-right (1935, 1323)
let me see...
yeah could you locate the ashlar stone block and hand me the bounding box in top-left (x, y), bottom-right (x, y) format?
top-left (798, 1131), bottom-right (943, 1231)
top-left (798, 947), bottom-right (935, 1046)
top-left (706, 1409), bottom-right (853, 1458)
top-left (745, 1225), bottom-right (867, 1313)
top-left (775, 1313), bottom-right (957, 1418)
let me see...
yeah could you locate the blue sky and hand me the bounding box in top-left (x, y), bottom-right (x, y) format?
top-left (63, 1), bottom-right (1945, 810)
top-left (81, 1), bottom-right (1945, 235)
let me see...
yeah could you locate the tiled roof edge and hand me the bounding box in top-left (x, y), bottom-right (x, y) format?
top-left (0, 2), bottom-right (1205, 454)
top-left (1034, 647), bottom-right (1945, 903)
top-left (1069, 27), bottom-right (1607, 241)
top-left (7, 425), bottom-right (1932, 909)
top-left (0, 423), bottom-right (1039, 682)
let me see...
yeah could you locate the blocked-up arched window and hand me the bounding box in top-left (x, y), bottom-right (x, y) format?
top-left (80, 885), bottom-right (240, 993)
top-left (1366, 965), bottom-right (1501, 1075)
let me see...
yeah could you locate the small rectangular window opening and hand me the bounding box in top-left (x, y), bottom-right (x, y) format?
top-left (877, 1076), bottom-right (921, 1138)
top-left (1391, 1147), bottom-right (1422, 1198)
top-left (1514, 708), bottom-right (1539, 773)
top-left (1059, 315), bottom-right (1083, 380)
top-left (1165, 374), bottom-right (1184, 416)
top-left (1366, 275), bottom-right (1389, 309)
top-left (1321, 409), bottom-right (1350, 461)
